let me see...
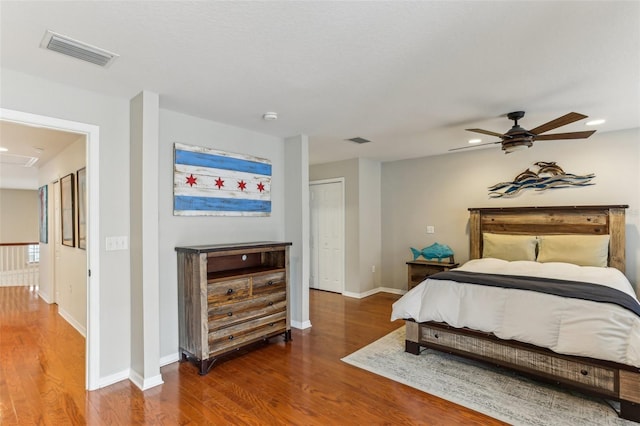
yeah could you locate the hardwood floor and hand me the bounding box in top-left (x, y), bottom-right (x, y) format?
top-left (0, 286), bottom-right (506, 425)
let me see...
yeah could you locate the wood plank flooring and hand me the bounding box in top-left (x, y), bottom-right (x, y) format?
top-left (0, 286), bottom-right (506, 425)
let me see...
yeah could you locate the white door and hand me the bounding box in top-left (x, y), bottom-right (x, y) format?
top-left (310, 180), bottom-right (344, 293)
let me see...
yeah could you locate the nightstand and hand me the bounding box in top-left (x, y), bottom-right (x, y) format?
top-left (406, 259), bottom-right (459, 290)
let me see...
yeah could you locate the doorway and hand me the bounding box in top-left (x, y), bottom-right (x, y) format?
top-left (0, 108), bottom-right (100, 390)
top-left (309, 178), bottom-right (345, 293)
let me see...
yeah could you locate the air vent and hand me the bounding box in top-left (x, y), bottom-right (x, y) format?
top-left (0, 153), bottom-right (39, 167)
top-left (40, 30), bottom-right (119, 68)
top-left (346, 137), bottom-right (371, 144)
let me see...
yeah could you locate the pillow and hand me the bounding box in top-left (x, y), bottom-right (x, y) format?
top-left (482, 233), bottom-right (538, 261)
top-left (537, 234), bottom-right (610, 267)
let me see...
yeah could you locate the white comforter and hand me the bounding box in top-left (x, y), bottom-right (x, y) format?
top-left (391, 258), bottom-right (640, 367)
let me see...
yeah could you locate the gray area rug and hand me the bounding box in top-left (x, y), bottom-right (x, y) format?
top-left (341, 327), bottom-right (636, 426)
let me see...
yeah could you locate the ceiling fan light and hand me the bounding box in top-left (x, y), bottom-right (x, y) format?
top-left (586, 119), bottom-right (605, 126)
top-left (503, 144), bottom-right (529, 154)
top-left (468, 139), bottom-right (482, 144)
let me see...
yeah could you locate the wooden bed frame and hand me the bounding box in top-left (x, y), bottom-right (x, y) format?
top-left (403, 205), bottom-right (640, 421)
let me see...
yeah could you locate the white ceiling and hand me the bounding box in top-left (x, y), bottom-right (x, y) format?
top-left (1, 1), bottom-right (639, 167)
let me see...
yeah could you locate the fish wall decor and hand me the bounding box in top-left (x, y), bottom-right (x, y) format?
top-left (489, 161), bottom-right (594, 198)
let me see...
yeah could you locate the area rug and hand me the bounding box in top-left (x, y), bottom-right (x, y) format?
top-left (341, 327), bottom-right (636, 426)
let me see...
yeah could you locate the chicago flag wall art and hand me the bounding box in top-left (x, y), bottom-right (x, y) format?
top-left (173, 143), bottom-right (271, 216)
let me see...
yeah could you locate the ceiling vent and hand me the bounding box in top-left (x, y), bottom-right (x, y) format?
top-left (40, 30), bottom-right (119, 68)
top-left (346, 137), bottom-right (371, 144)
top-left (0, 153), bottom-right (39, 167)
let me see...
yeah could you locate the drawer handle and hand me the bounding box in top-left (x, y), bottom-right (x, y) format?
top-left (228, 335), bottom-right (234, 340)
top-left (434, 333), bottom-right (439, 339)
top-left (268, 301), bottom-right (274, 306)
top-left (269, 322), bottom-right (275, 326)
top-left (580, 369), bottom-right (588, 376)
top-left (267, 280), bottom-right (274, 286)
top-left (226, 288), bottom-right (234, 295)
top-left (227, 312), bottom-right (233, 317)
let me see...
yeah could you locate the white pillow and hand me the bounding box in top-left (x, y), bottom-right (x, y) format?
top-left (537, 234), bottom-right (610, 267)
top-left (482, 233), bottom-right (538, 262)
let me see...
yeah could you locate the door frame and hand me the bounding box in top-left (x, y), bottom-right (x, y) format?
top-left (0, 108), bottom-right (100, 391)
top-left (309, 178), bottom-right (345, 294)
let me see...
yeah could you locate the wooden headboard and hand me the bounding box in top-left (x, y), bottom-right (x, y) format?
top-left (468, 205), bottom-right (628, 273)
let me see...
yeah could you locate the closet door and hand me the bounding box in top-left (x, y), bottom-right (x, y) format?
top-left (310, 180), bottom-right (344, 293)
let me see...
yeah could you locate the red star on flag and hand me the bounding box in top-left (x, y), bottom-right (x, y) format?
top-left (215, 177), bottom-right (224, 189)
top-left (185, 174), bottom-right (197, 187)
top-left (237, 180), bottom-right (247, 191)
top-left (257, 182), bottom-right (265, 192)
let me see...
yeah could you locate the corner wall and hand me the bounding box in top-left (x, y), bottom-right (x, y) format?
top-left (309, 158), bottom-right (382, 296)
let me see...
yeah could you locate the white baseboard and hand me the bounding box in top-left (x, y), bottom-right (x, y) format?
top-left (291, 320), bottom-right (312, 329)
top-left (160, 352), bottom-right (180, 367)
top-left (129, 369), bottom-right (164, 391)
top-left (57, 306), bottom-right (87, 337)
top-left (38, 289), bottom-right (52, 304)
top-left (99, 369), bottom-right (130, 389)
top-left (343, 286), bottom-right (406, 299)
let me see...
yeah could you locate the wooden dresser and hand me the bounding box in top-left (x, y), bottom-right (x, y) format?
top-left (176, 241), bottom-right (292, 375)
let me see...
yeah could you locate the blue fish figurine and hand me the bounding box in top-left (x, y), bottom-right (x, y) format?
top-left (410, 247), bottom-right (422, 260)
top-left (421, 243), bottom-right (454, 261)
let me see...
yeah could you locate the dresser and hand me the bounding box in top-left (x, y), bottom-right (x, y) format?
top-left (406, 259), bottom-right (459, 290)
top-left (176, 241), bottom-right (292, 375)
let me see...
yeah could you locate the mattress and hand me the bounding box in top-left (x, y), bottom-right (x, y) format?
top-left (391, 258), bottom-right (640, 367)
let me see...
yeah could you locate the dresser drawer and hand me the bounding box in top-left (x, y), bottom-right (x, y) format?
top-left (208, 291), bottom-right (286, 331)
top-left (208, 311), bottom-right (287, 356)
top-left (207, 277), bottom-right (250, 304)
top-left (252, 271), bottom-right (286, 296)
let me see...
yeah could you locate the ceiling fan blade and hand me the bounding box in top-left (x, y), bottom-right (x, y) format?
top-left (534, 130), bottom-right (596, 141)
top-left (465, 128), bottom-right (507, 138)
top-left (528, 112), bottom-right (588, 135)
top-left (448, 141), bottom-right (500, 151)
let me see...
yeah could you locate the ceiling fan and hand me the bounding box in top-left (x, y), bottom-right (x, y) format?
top-left (450, 111), bottom-right (597, 154)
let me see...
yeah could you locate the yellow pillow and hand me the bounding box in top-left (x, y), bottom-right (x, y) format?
top-left (482, 233), bottom-right (538, 261)
top-left (537, 234), bottom-right (610, 267)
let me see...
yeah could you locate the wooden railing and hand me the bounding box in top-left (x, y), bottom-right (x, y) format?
top-left (0, 243), bottom-right (40, 287)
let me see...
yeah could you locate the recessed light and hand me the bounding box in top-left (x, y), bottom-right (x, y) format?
top-left (586, 119), bottom-right (605, 126)
top-left (262, 112), bottom-right (278, 121)
top-left (0, 147), bottom-right (8, 152)
top-left (468, 139), bottom-right (482, 144)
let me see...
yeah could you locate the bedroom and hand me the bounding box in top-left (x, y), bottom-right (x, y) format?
top-left (1, 1), bottom-right (639, 424)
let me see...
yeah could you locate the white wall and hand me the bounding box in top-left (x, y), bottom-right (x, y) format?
top-left (0, 189), bottom-right (38, 243)
top-left (381, 128), bottom-right (640, 290)
top-left (358, 159), bottom-right (382, 293)
top-left (157, 108), bottom-right (288, 360)
top-left (1, 68), bottom-right (132, 380)
top-left (38, 138), bottom-right (87, 331)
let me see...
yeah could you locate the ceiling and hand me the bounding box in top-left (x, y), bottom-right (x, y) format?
top-left (1, 1), bottom-right (639, 167)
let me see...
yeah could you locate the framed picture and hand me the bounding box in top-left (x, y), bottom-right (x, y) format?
top-left (38, 184), bottom-right (48, 244)
top-left (60, 173), bottom-right (75, 247)
top-left (77, 167), bottom-right (87, 250)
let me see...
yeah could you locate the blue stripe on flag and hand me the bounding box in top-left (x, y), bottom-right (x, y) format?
top-left (175, 149), bottom-right (272, 176)
top-left (175, 196), bottom-right (271, 212)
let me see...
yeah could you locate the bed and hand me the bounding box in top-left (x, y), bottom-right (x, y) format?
top-left (391, 205), bottom-right (640, 422)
